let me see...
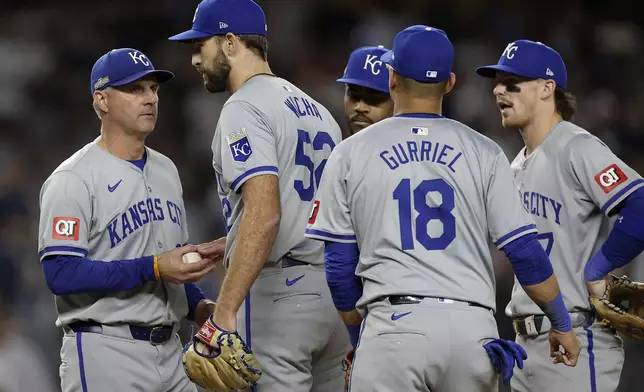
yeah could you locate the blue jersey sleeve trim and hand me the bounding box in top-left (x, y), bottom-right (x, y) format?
top-left (602, 178), bottom-right (644, 215)
top-left (494, 224), bottom-right (538, 248)
top-left (230, 166), bottom-right (279, 192)
top-left (39, 246), bottom-right (88, 260)
top-left (305, 228), bottom-right (357, 243)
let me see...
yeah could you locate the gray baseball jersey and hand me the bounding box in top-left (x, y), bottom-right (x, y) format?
top-left (306, 115), bottom-right (537, 312)
top-left (211, 74), bottom-right (349, 391)
top-left (212, 74), bottom-right (342, 265)
top-left (38, 139), bottom-right (190, 327)
top-left (507, 120), bottom-right (644, 317)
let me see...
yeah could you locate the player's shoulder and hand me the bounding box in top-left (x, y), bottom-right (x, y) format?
top-left (442, 117), bottom-right (504, 154)
top-left (47, 140), bottom-right (101, 180)
top-left (227, 76), bottom-right (337, 123)
top-left (554, 121), bottom-right (610, 157)
top-left (364, 116), bottom-right (504, 155)
top-left (145, 146), bottom-right (178, 170)
top-left (42, 142), bottom-right (99, 193)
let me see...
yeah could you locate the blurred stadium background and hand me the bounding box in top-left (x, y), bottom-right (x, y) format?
top-left (1, 0), bottom-right (643, 390)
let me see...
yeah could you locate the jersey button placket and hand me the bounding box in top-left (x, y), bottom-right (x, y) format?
top-left (143, 172), bottom-right (163, 251)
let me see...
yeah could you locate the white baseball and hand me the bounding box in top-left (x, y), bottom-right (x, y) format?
top-left (182, 252), bottom-right (203, 264)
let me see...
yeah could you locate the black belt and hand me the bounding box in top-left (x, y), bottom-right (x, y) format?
top-left (68, 321), bottom-right (174, 345)
top-left (387, 295), bottom-right (489, 310)
top-left (513, 315), bottom-right (545, 336)
top-left (282, 256), bottom-right (308, 268)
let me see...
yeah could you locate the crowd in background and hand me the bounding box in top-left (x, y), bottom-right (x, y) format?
top-left (1, 0), bottom-right (643, 390)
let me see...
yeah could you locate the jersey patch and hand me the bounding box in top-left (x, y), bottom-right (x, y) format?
top-left (226, 127), bottom-right (253, 163)
top-left (52, 217), bottom-right (80, 241)
top-left (308, 200), bottom-right (320, 224)
top-left (595, 164), bottom-right (627, 193)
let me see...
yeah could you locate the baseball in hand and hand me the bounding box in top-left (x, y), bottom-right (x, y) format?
top-left (183, 252), bottom-right (203, 264)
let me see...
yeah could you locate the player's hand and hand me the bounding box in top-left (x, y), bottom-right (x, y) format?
top-left (548, 329), bottom-right (581, 367)
top-left (197, 236), bottom-right (226, 263)
top-left (156, 245), bottom-right (216, 284)
top-left (586, 278), bottom-right (607, 299)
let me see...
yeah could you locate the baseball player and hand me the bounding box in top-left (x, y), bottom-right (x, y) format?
top-left (37, 48), bottom-right (217, 392)
top-left (305, 25), bottom-right (581, 392)
top-left (476, 40), bottom-right (644, 391)
top-left (337, 45), bottom-right (393, 135)
top-left (168, 0), bottom-right (350, 390)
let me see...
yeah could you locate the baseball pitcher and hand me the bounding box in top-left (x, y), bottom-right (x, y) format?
top-left (169, 0), bottom-right (350, 390)
top-left (306, 25), bottom-right (580, 392)
top-left (38, 48), bottom-right (217, 392)
top-left (477, 39), bottom-right (644, 391)
top-left (337, 45), bottom-right (393, 136)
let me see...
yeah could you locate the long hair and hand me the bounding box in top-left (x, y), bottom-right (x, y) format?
top-left (555, 87), bottom-right (576, 121)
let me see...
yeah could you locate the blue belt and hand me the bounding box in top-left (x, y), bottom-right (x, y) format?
top-left (68, 321), bottom-right (174, 345)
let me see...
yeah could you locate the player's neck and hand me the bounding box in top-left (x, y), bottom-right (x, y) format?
top-left (520, 111), bottom-right (562, 155)
top-left (97, 127), bottom-right (146, 161)
top-left (228, 58), bottom-right (273, 94)
top-left (393, 97), bottom-right (443, 117)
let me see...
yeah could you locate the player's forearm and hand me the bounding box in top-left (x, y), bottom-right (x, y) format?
top-left (324, 241), bottom-right (363, 347)
top-left (522, 274), bottom-right (561, 304)
top-left (215, 201), bottom-right (280, 319)
top-left (41, 254), bottom-right (157, 296)
top-left (503, 233), bottom-right (571, 331)
top-left (585, 188), bottom-right (644, 281)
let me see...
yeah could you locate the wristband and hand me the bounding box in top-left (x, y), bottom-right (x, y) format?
top-left (153, 255), bottom-right (160, 280)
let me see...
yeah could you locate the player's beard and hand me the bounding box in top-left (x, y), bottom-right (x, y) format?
top-left (347, 114), bottom-right (373, 134)
top-left (202, 54), bottom-right (231, 94)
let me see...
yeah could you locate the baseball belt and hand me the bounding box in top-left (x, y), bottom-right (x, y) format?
top-left (67, 321), bottom-right (175, 345)
top-left (512, 312), bottom-right (591, 337)
top-left (387, 295), bottom-right (491, 311)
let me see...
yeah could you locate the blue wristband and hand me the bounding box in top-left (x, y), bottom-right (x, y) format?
top-left (540, 293), bottom-right (571, 332)
top-left (346, 324), bottom-right (361, 349)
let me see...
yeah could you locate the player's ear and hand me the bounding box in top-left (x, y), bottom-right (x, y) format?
top-left (444, 72), bottom-right (456, 95)
top-left (93, 91), bottom-right (108, 113)
top-left (387, 65), bottom-right (396, 92)
top-left (224, 33), bottom-right (238, 57)
top-left (540, 79), bottom-right (556, 101)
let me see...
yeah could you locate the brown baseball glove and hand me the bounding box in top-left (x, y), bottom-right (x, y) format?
top-left (590, 274), bottom-right (644, 340)
top-left (182, 316), bottom-right (262, 391)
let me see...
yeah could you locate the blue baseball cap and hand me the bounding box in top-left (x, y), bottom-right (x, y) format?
top-left (476, 40), bottom-right (567, 90)
top-left (337, 46), bottom-right (390, 94)
top-left (380, 25), bottom-right (453, 83)
top-left (90, 48), bottom-right (174, 95)
top-left (168, 0), bottom-right (267, 42)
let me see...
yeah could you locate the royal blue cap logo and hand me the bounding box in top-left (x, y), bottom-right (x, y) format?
top-left (337, 46), bottom-right (390, 94)
top-left (476, 40), bottom-right (567, 90)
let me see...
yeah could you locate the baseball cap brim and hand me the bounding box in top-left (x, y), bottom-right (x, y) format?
top-left (168, 29), bottom-right (214, 42)
top-left (336, 77), bottom-right (390, 94)
top-left (110, 69), bottom-right (175, 87)
top-left (476, 64), bottom-right (537, 80)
